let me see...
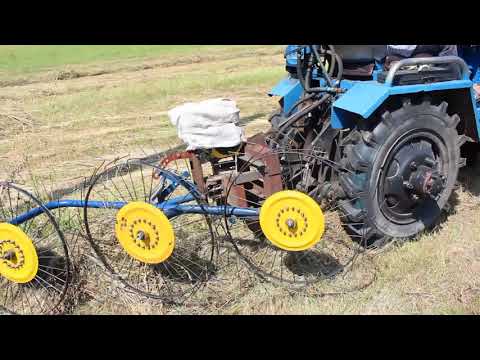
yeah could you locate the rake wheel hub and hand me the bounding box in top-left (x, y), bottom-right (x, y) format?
top-left (115, 202), bottom-right (175, 264)
top-left (259, 191), bottom-right (325, 251)
top-left (0, 223), bottom-right (38, 283)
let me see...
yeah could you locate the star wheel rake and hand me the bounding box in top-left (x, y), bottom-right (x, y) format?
top-left (83, 157), bottom-right (219, 305)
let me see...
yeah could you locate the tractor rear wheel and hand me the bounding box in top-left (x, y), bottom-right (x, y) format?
top-left (338, 98), bottom-right (465, 247)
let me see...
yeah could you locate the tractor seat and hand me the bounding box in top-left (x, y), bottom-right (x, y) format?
top-left (334, 45), bottom-right (387, 63)
top-left (334, 45), bottom-right (387, 80)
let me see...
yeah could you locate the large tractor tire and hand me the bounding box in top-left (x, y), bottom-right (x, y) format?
top-left (338, 98), bottom-right (466, 247)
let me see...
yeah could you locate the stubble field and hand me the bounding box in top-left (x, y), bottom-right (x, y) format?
top-left (1, 45), bottom-right (479, 314)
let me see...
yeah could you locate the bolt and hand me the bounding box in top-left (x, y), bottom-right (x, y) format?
top-left (403, 181), bottom-right (414, 190)
top-left (1, 250), bottom-right (15, 261)
top-left (286, 219), bottom-right (297, 229)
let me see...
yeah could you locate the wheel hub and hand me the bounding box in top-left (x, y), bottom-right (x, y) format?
top-left (115, 202), bottom-right (175, 264)
top-left (0, 223), bottom-right (38, 283)
top-left (380, 138), bottom-right (446, 224)
top-left (406, 164), bottom-right (444, 198)
top-left (259, 190), bottom-right (325, 251)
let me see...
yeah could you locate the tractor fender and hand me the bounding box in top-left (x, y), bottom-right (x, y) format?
top-left (269, 76), bottom-right (303, 115)
top-left (331, 80), bottom-right (478, 141)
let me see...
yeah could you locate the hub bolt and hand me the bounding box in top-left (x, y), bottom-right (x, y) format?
top-left (286, 219), bottom-right (297, 229)
top-left (1, 250), bottom-right (15, 261)
top-left (403, 181), bottom-right (414, 190)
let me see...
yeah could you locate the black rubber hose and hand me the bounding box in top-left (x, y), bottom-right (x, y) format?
top-left (278, 94), bottom-right (330, 133)
top-left (271, 93), bottom-right (331, 145)
top-left (285, 93), bottom-right (316, 117)
top-left (326, 45), bottom-right (336, 78)
top-left (330, 46), bottom-right (343, 82)
top-left (296, 49), bottom-right (308, 90)
top-left (321, 46), bottom-right (344, 84)
top-left (311, 45), bottom-right (333, 87)
top-left (296, 45), bottom-right (344, 93)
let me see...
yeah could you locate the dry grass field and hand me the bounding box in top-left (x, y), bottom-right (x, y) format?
top-left (1, 45), bottom-right (479, 314)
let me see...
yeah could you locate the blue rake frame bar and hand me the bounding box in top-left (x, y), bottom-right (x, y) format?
top-left (7, 164), bottom-right (259, 226)
top-left (9, 196), bottom-right (259, 226)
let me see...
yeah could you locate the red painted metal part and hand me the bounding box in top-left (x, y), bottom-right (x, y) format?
top-left (156, 150), bottom-right (207, 195)
top-left (243, 133), bottom-right (283, 197)
top-left (159, 151), bottom-right (195, 168)
top-left (154, 133), bottom-right (283, 206)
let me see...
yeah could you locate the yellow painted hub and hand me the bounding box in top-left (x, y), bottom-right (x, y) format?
top-left (0, 223), bottom-right (38, 283)
top-left (259, 191), bottom-right (325, 251)
top-left (115, 202), bottom-right (175, 264)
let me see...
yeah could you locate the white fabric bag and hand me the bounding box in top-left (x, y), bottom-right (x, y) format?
top-left (168, 98), bottom-right (245, 150)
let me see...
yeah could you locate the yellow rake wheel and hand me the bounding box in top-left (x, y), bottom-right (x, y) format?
top-left (83, 158), bottom-right (218, 303)
top-left (259, 190), bottom-right (325, 251)
top-left (115, 202), bottom-right (175, 264)
top-left (0, 223), bottom-right (39, 284)
top-left (0, 182), bottom-right (70, 315)
top-left (221, 148), bottom-right (352, 287)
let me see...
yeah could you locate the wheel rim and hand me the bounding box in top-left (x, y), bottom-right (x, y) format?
top-left (83, 158), bottom-right (217, 304)
top-left (377, 130), bottom-right (448, 225)
top-left (0, 183), bottom-right (70, 315)
top-left (221, 148), bottom-right (363, 286)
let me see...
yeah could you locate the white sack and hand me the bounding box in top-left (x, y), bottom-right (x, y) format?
top-left (168, 98), bottom-right (245, 150)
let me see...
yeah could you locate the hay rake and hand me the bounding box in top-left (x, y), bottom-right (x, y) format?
top-left (3, 44), bottom-right (478, 314)
top-left (0, 130), bottom-right (368, 314)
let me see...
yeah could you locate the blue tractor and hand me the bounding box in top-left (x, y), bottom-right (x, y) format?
top-left (268, 45), bottom-right (480, 246)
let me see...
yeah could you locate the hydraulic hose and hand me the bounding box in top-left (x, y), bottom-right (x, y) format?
top-left (326, 45), bottom-right (336, 78)
top-left (296, 45), bottom-right (344, 94)
top-left (278, 93), bottom-right (330, 133)
top-left (285, 93), bottom-right (316, 117)
top-left (296, 49), bottom-right (308, 90)
top-left (311, 45), bottom-right (333, 87)
top-left (327, 45), bottom-right (343, 82)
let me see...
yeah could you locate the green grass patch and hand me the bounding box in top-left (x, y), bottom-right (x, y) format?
top-left (35, 65), bottom-right (285, 126)
top-left (0, 45), bottom-right (254, 75)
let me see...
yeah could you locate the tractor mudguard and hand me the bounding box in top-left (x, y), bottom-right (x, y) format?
top-left (331, 79), bottom-right (478, 134)
top-left (269, 76), bottom-right (303, 115)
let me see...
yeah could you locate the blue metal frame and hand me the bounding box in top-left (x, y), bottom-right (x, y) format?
top-left (9, 172), bottom-right (260, 226)
top-left (268, 76), bottom-right (303, 115)
top-left (9, 197), bottom-right (259, 226)
top-left (331, 79), bottom-right (474, 129)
